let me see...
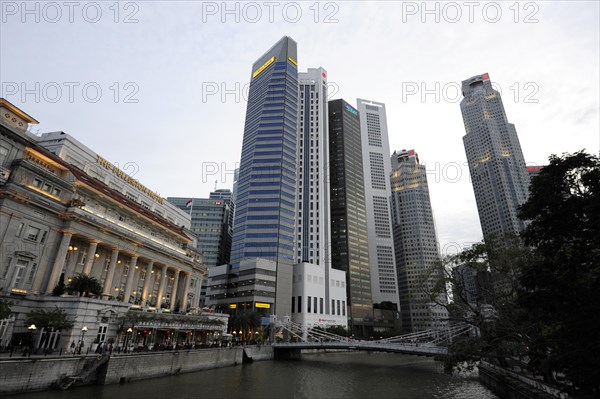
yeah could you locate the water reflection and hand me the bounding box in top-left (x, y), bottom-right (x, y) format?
top-left (13, 352), bottom-right (497, 399)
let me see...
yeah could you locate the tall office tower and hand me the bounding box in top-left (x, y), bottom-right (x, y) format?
top-left (328, 99), bottom-right (372, 337)
top-left (356, 99), bottom-right (400, 309)
top-left (167, 196), bottom-right (232, 305)
top-left (210, 188), bottom-right (235, 242)
top-left (226, 36), bottom-right (299, 316)
top-left (461, 73), bottom-right (530, 238)
top-left (297, 68), bottom-right (331, 267)
top-left (290, 69), bottom-right (348, 330)
top-left (390, 149), bottom-right (447, 332)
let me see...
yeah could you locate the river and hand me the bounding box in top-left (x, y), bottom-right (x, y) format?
top-left (14, 352), bottom-right (498, 398)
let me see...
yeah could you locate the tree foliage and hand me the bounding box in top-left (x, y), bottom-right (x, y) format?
top-left (52, 273), bottom-right (66, 296)
top-left (66, 273), bottom-right (103, 297)
top-left (0, 299), bottom-right (11, 320)
top-left (518, 151), bottom-right (600, 394)
top-left (229, 310), bottom-right (261, 333)
top-left (25, 307), bottom-right (74, 331)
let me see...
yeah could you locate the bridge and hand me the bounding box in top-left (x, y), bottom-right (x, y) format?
top-left (271, 321), bottom-right (473, 358)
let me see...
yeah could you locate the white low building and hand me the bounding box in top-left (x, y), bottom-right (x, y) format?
top-left (291, 262), bottom-right (347, 329)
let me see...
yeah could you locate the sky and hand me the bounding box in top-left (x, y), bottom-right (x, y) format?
top-left (1, 1), bottom-right (599, 255)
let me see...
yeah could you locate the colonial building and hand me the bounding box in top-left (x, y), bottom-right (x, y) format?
top-left (0, 99), bottom-right (225, 354)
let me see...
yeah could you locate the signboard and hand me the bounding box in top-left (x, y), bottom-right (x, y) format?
top-left (252, 56), bottom-right (275, 78)
top-left (255, 302), bottom-right (271, 309)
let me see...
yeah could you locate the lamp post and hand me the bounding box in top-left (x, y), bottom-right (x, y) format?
top-left (27, 324), bottom-right (37, 357)
top-left (124, 327), bottom-right (133, 353)
top-left (79, 326), bottom-right (88, 354)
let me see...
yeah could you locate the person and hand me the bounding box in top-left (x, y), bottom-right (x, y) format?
top-left (108, 342), bottom-right (113, 355)
top-left (70, 341), bottom-right (76, 354)
top-left (79, 340), bottom-right (84, 354)
top-left (101, 342), bottom-right (107, 356)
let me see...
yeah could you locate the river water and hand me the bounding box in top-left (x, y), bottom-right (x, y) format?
top-left (16, 352), bottom-right (498, 399)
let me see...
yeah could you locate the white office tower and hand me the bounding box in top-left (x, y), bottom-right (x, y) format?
top-left (356, 99), bottom-right (400, 308)
top-left (291, 68), bottom-right (347, 330)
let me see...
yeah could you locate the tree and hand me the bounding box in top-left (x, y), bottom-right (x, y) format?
top-left (518, 151), bottom-right (600, 395)
top-left (430, 234), bottom-right (533, 372)
top-left (52, 273), bottom-right (66, 296)
top-left (25, 307), bottom-right (75, 350)
top-left (66, 273), bottom-right (103, 297)
top-left (0, 299), bottom-right (11, 320)
top-left (229, 311), bottom-right (261, 334)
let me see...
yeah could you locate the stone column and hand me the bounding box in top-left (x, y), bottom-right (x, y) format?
top-left (169, 269), bottom-right (181, 312)
top-left (183, 273), bottom-right (193, 311)
top-left (82, 242), bottom-right (99, 275)
top-left (155, 266), bottom-right (168, 308)
top-left (194, 272), bottom-right (204, 309)
top-left (46, 232), bottom-right (72, 294)
top-left (101, 249), bottom-right (119, 297)
top-left (141, 260), bottom-right (154, 306)
top-left (123, 256), bottom-right (138, 303)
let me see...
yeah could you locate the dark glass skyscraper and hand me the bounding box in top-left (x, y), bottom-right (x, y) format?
top-left (227, 36), bottom-right (299, 316)
top-left (328, 99), bottom-right (372, 336)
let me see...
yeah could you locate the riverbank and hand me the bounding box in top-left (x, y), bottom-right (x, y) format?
top-left (0, 346), bottom-right (274, 395)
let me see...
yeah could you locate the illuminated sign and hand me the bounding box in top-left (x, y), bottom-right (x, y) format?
top-left (255, 302), bottom-right (271, 309)
top-left (252, 56), bottom-right (275, 78)
top-left (287, 57), bottom-right (297, 66)
top-left (96, 155), bottom-right (164, 204)
top-left (482, 73), bottom-right (490, 80)
top-left (214, 201), bottom-right (222, 205)
top-left (322, 72), bottom-right (327, 78)
top-left (343, 103), bottom-right (358, 116)
top-left (229, 304), bottom-right (237, 309)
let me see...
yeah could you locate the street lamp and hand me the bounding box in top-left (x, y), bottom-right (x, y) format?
top-left (124, 327), bottom-right (133, 353)
top-left (80, 326), bottom-right (88, 354)
top-left (27, 324), bottom-right (37, 356)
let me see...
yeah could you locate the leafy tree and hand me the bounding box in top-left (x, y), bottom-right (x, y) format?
top-left (229, 310), bottom-right (261, 334)
top-left (52, 273), bottom-right (66, 296)
top-left (66, 273), bottom-right (102, 297)
top-left (25, 307), bottom-right (75, 349)
top-left (0, 299), bottom-right (12, 320)
top-left (518, 151), bottom-right (600, 395)
top-left (430, 234), bottom-right (533, 372)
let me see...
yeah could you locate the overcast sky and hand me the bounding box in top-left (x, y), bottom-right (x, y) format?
top-left (2, 1), bottom-right (598, 254)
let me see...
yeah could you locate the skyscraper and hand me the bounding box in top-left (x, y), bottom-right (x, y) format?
top-left (217, 36), bottom-right (299, 316)
top-left (390, 149), bottom-right (447, 332)
top-left (290, 68), bottom-right (347, 330)
top-left (328, 99), bottom-right (372, 337)
top-left (356, 99), bottom-right (400, 309)
top-left (460, 73), bottom-right (530, 238)
top-left (167, 196), bottom-right (232, 306)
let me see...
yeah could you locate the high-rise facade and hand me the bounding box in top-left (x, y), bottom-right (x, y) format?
top-left (289, 68), bottom-right (347, 330)
top-left (216, 36), bottom-right (299, 316)
top-left (460, 73), bottom-right (530, 238)
top-left (390, 149), bottom-right (447, 332)
top-left (328, 99), bottom-right (372, 336)
top-left (356, 99), bottom-right (400, 309)
top-left (167, 196), bottom-right (232, 306)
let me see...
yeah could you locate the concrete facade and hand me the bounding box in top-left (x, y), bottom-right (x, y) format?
top-left (356, 99), bottom-right (400, 309)
top-left (0, 98), bottom-right (207, 356)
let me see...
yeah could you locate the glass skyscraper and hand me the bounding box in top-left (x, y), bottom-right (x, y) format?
top-left (460, 73), bottom-right (530, 239)
top-left (328, 99), bottom-right (373, 336)
top-left (227, 36), bottom-right (299, 316)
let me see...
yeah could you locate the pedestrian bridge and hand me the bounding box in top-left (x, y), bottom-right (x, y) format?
top-left (271, 322), bottom-right (473, 357)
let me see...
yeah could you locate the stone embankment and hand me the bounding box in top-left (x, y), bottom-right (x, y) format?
top-left (0, 346), bottom-right (274, 395)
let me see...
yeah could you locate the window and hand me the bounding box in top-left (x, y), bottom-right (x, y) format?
top-left (319, 297), bottom-right (323, 314)
top-left (297, 296), bottom-right (302, 313)
top-left (314, 297), bottom-right (318, 314)
top-left (52, 187), bottom-right (61, 197)
top-left (11, 259), bottom-right (29, 288)
top-left (26, 226), bottom-right (41, 241)
top-left (15, 223), bottom-right (24, 237)
top-left (33, 178), bottom-right (43, 188)
top-left (291, 296), bottom-right (295, 313)
top-left (40, 230), bottom-right (48, 244)
top-left (307, 296), bottom-right (311, 313)
top-left (96, 324), bottom-right (108, 343)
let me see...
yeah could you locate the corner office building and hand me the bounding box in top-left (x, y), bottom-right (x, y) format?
top-left (460, 73), bottom-right (530, 238)
top-left (208, 37), bottom-right (299, 317)
top-left (356, 99), bottom-right (400, 309)
top-left (328, 99), bottom-right (372, 336)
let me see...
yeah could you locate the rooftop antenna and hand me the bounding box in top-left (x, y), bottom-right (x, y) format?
top-left (214, 179), bottom-right (217, 191)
